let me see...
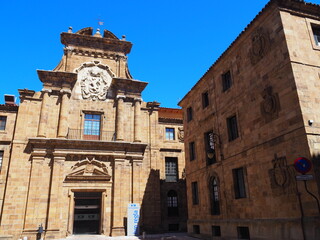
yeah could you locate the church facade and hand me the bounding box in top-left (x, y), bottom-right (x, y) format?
top-left (179, 0), bottom-right (320, 239)
top-left (0, 27), bottom-right (186, 239)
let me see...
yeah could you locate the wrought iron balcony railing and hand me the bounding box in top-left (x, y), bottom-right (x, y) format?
top-left (67, 129), bottom-right (116, 141)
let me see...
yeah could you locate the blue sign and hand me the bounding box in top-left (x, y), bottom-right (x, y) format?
top-left (294, 157), bottom-right (312, 174)
top-left (127, 203), bottom-right (140, 236)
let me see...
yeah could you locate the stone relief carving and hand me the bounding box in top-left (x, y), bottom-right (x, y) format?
top-left (76, 61), bottom-right (114, 101)
top-left (65, 157), bottom-right (111, 182)
top-left (178, 127), bottom-right (184, 142)
top-left (249, 27), bottom-right (270, 65)
top-left (260, 86), bottom-right (280, 123)
top-left (269, 154), bottom-right (296, 196)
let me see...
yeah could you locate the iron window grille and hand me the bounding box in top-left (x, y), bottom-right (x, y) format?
top-left (0, 116), bottom-right (7, 130)
top-left (192, 181), bottom-right (199, 205)
top-left (165, 157), bottom-right (178, 182)
top-left (189, 142), bottom-right (196, 161)
top-left (202, 91), bottom-right (209, 108)
top-left (187, 107), bottom-right (193, 122)
top-left (227, 115), bottom-right (239, 141)
top-left (233, 167), bottom-right (247, 199)
top-left (167, 190), bottom-right (179, 217)
top-left (222, 70), bottom-right (232, 92)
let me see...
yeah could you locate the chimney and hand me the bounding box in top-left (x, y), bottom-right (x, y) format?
top-left (4, 95), bottom-right (15, 106)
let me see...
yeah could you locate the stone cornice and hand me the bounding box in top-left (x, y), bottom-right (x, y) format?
top-left (112, 78), bottom-right (148, 94)
top-left (61, 32), bottom-right (132, 54)
top-left (26, 138), bottom-right (147, 160)
top-left (37, 70), bottom-right (77, 87)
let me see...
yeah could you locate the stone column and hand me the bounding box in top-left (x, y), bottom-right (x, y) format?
top-left (116, 95), bottom-right (126, 141)
top-left (67, 191), bottom-right (74, 236)
top-left (111, 158), bottom-right (126, 236)
top-left (57, 89), bottom-right (71, 138)
top-left (24, 150), bottom-right (46, 230)
top-left (134, 98), bottom-right (142, 142)
top-left (46, 155), bottom-right (65, 233)
top-left (132, 160), bottom-right (143, 203)
top-left (37, 88), bottom-right (52, 137)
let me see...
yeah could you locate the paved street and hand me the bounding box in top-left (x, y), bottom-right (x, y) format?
top-left (58, 233), bottom-right (198, 240)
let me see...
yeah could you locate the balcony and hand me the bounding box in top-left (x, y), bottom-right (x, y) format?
top-left (67, 129), bottom-right (116, 141)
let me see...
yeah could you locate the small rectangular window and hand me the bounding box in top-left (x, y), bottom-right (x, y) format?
top-left (187, 107), bottom-right (193, 122)
top-left (202, 91), bottom-right (209, 108)
top-left (193, 225), bottom-right (200, 234)
top-left (222, 70), bottom-right (232, 92)
top-left (192, 181), bottom-right (199, 205)
top-left (212, 226), bottom-right (221, 237)
top-left (165, 128), bottom-right (175, 140)
top-left (0, 116), bottom-right (7, 130)
top-left (233, 167), bottom-right (247, 199)
top-left (189, 142), bottom-right (196, 161)
top-left (227, 115), bottom-right (239, 141)
top-left (0, 151), bottom-right (3, 170)
top-left (165, 157), bottom-right (178, 182)
top-left (312, 24), bottom-right (320, 46)
top-left (237, 226), bottom-right (250, 239)
top-left (205, 130), bottom-right (216, 165)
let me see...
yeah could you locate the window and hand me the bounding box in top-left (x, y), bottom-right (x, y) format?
top-left (312, 24), bottom-right (320, 46)
top-left (187, 107), bottom-right (193, 122)
top-left (205, 131), bottom-right (216, 165)
top-left (189, 142), bottom-right (196, 161)
top-left (0, 151), bottom-right (3, 170)
top-left (0, 116), bottom-right (7, 130)
top-left (202, 91), bottom-right (209, 108)
top-left (237, 226), bottom-right (250, 239)
top-left (167, 190), bottom-right (179, 216)
top-left (222, 70), bottom-right (232, 91)
top-left (192, 181), bottom-right (199, 205)
top-left (165, 128), bottom-right (175, 140)
top-left (233, 167), bottom-right (247, 199)
top-left (209, 177), bottom-right (220, 215)
top-left (227, 115), bottom-right (239, 141)
top-left (193, 225), bottom-right (200, 234)
top-left (165, 157), bottom-right (178, 182)
top-left (212, 226), bottom-right (221, 237)
top-left (83, 114), bottom-right (101, 140)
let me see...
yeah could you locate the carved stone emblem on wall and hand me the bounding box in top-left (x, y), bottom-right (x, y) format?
top-left (269, 154), bottom-right (296, 196)
top-left (65, 157), bottom-right (111, 182)
top-left (260, 86), bottom-right (280, 123)
top-left (76, 61), bottom-right (114, 101)
top-left (178, 127), bottom-right (184, 142)
top-left (249, 27), bottom-right (270, 65)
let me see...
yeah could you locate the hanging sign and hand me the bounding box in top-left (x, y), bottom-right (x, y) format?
top-left (294, 157), bottom-right (312, 174)
top-left (127, 203), bottom-right (140, 236)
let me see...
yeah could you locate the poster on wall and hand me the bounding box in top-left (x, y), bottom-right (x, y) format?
top-left (127, 203), bottom-right (140, 236)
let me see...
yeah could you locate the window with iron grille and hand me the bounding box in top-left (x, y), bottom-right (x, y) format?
top-left (83, 114), bottom-right (101, 140)
top-left (233, 167), bottom-right (247, 199)
top-left (165, 157), bottom-right (178, 182)
top-left (167, 190), bottom-right (179, 217)
top-left (187, 107), bottom-right (193, 122)
top-left (0, 151), bottom-right (3, 170)
top-left (222, 70), bottom-right (232, 92)
top-left (227, 115), bottom-right (239, 141)
top-left (189, 142), bottom-right (196, 161)
top-left (312, 24), bottom-right (320, 46)
top-left (0, 116), bottom-right (7, 130)
top-left (212, 226), bottom-right (221, 237)
top-left (202, 91), bottom-right (209, 108)
top-left (205, 130), bottom-right (216, 165)
top-left (192, 181), bottom-right (199, 205)
top-left (209, 177), bottom-right (220, 215)
top-left (193, 225), bottom-right (200, 234)
top-left (165, 128), bottom-right (175, 140)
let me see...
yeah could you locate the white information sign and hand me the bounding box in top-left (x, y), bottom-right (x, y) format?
top-left (296, 174), bottom-right (314, 181)
top-left (127, 203), bottom-right (140, 236)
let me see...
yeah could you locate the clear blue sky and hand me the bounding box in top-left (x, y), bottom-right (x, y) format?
top-left (1, 0), bottom-right (320, 108)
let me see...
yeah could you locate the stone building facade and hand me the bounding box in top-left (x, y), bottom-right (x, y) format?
top-left (0, 27), bottom-right (186, 239)
top-left (179, 0), bottom-right (320, 239)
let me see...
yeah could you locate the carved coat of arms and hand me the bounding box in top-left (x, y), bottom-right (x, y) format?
top-left (76, 62), bottom-right (113, 101)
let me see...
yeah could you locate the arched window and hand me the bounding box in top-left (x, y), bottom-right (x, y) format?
top-left (209, 177), bottom-right (220, 215)
top-left (167, 190), bottom-right (179, 217)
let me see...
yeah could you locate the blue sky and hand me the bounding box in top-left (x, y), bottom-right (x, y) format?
top-left (1, 0), bottom-right (320, 108)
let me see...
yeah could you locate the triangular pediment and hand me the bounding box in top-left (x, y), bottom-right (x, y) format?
top-left (65, 158), bottom-right (111, 182)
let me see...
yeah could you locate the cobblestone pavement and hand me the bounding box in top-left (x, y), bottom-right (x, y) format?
top-left (57, 233), bottom-right (199, 240)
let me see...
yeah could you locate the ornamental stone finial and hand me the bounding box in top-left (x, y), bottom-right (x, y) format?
top-left (68, 26), bottom-right (73, 33)
top-left (94, 28), bottom-right (102, 38)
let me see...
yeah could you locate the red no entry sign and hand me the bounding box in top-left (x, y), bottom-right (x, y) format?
top-left (294, 157), bottom-right (312, 174)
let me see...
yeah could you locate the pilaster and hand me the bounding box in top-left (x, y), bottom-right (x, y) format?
top-left (57, 89), bottom-right (71, 138)
top-left (116, 95), bottom-right (126, 141)
top-left (134, 98), bottom-right (142, 142)
top-left (37, 88), bottom-right (52, 137)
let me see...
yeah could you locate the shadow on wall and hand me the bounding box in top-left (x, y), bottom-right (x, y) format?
top-left (138, 169), bottom-right (188, 234)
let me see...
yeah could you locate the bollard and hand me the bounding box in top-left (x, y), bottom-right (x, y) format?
top-left (142, 231), bottom-right (146, 239)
